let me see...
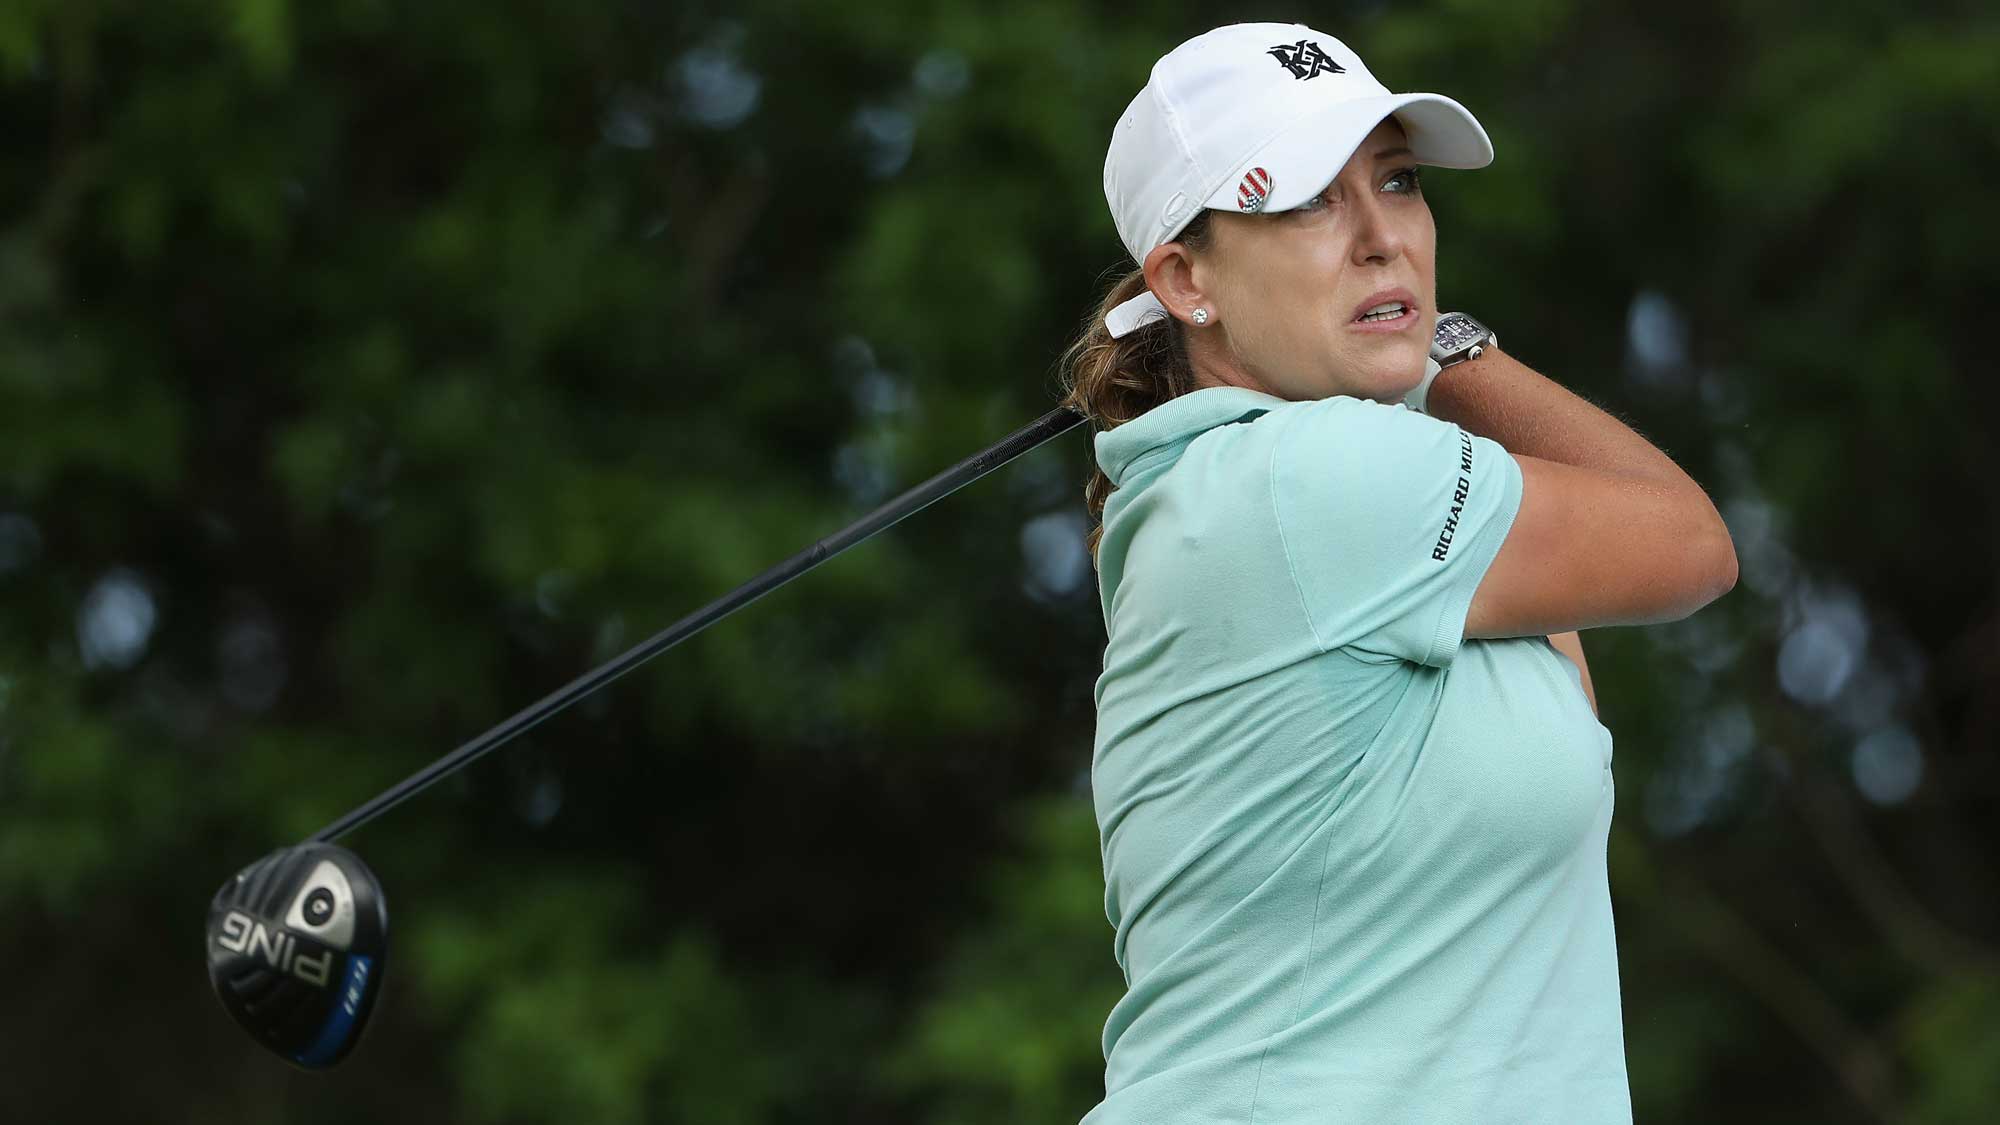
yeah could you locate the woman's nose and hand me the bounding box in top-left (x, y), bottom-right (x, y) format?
top-left (1349, 194), bottom-right (1406, 265)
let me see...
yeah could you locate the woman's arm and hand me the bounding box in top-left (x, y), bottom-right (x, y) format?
top-left (1427, 344), bottom-right (1715, 492)
top-left (1433, 344), bottom-right (1738, 639)
top-left (1547, 630), bottom-right (1597, 716)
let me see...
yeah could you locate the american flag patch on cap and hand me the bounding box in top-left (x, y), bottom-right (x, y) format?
top-left (1236, 167), bottom-right (1273, 213)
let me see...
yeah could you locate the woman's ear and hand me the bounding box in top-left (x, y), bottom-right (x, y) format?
top-left (1142, 239), bottom-right (1215, 328)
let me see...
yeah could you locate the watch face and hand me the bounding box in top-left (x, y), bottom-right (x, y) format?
top-left (1434, 313), bottom-right (1484, 352)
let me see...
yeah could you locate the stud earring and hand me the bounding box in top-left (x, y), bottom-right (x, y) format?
top-left (1191, 308), bottom-right (1210, 325)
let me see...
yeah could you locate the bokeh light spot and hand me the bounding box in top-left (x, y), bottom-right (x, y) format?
top-left (1851, 726), bottom-right (1924, 805)
top-left (78, 568), bottom-right (157, 671)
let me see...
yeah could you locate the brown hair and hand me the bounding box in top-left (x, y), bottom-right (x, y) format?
top-left (1057, 211), bottom-right (1216, 562)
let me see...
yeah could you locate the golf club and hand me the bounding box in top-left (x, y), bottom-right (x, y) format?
top-left (206, 404), bottom-right (1084, 1067)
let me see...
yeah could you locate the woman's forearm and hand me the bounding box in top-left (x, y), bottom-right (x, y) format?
top-left (1424, 344), bottom-right (1713, 497)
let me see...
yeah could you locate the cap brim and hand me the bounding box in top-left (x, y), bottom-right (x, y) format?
top-left (1201, 92), bottom-right (1493, 215)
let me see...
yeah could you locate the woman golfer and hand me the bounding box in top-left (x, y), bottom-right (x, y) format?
top-left (1062, 23), bottom-right (1737, 1124)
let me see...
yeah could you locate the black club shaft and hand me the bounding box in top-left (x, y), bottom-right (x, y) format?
top-left (310, 407), bottom-right (1086, 844)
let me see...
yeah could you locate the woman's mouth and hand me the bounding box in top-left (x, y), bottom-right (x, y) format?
top-left (1350, 301), bottom-right (1418, 333)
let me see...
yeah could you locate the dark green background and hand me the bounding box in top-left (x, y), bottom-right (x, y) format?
top-left (3, 1), bottom-right (1996, 1121)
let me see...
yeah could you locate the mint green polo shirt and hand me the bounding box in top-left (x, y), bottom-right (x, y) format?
top-left (1081, 387), bottom-right (1628, 1124)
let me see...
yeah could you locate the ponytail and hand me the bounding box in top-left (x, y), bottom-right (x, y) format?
top-left (1056, 212), bottom-right (1214, 562)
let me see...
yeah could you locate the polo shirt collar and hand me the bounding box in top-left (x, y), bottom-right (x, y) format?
top-left (1092, 386), bottom-right (1286, 487)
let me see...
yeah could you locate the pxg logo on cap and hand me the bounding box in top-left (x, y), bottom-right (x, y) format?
top-left (1268, 39), bottom-right (1345, 81)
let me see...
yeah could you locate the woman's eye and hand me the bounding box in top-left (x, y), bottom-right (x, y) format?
top-left (1384, 167), bottom-right (1423, 194)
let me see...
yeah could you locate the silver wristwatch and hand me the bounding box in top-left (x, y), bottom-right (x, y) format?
top-left (1430, 311), bottom-right (1497, 369)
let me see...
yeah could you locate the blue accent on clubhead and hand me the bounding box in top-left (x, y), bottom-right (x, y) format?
top-left (293, 954), bottom-right (375, 1068)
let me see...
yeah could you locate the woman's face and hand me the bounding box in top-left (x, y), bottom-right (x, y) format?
top-left (1169, 116), bottom-right (1437, 403)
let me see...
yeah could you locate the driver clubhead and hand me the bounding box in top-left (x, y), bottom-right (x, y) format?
top-left (206, 842), bottom-right (388, 1069)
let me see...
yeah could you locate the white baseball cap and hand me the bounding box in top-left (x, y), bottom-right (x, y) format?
top-left (1102, 23), bottom-right (1494, 338)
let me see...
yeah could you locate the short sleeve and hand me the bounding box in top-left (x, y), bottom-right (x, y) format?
top-left (1270, 398), bottom-right (1523, 667)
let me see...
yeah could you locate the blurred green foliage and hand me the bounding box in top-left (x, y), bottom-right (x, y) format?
top-left (2, 0), bottom-right (1996, 1122)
